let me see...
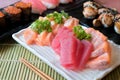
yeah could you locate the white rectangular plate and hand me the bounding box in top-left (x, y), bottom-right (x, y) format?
top-left (12, 28), bottom-right (120, 80)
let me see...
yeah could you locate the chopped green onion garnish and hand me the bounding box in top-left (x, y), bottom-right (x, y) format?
top-left (30, 19), bottom-right (52, 34)
top-left (73, 25), bottom-right (91, 40)
top-left (46, 11), bottom-right (70, 24)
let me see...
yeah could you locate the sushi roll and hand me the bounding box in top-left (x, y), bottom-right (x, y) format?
top-left (98, 13), bottom-right (114, 28)
top-left (41, 0), bottom-right (59, 9)
top-left (93, 19), bottom-right (102, 27)
top-left (98, 8), bottom-right (118, 15)
top-left (14, 1), bottom-right (32, 22)
top-left (83, 1), bottom-right (102, 9)
top-left (22, 0), bottom-right (47, 14)
top-left (98, 8), bottom-right (111, 14)
top-left (83, 1), bottom-right (100, 19)
top-left (83, 6), bottom-right (98, 19)
top-left (59, 0), bottom-right (73, 4)
top-left (0, 11), bottom-right (6, 27)
top-left (114, 14), bottom-right (120, 34)
top-left (3, 6), bottom-right (22, 24)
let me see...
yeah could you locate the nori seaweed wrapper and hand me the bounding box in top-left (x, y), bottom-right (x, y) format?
top-left (14, 1), bottom-right (32, 22)
top-left (3, 6), bottom-right (22, 26)
top-left (0, 11), bottom-right (7, 33)
top-left (0, 11), bottom-right (6, 27)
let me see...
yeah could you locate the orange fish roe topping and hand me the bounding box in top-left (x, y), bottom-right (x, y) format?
top-left (0, 11), bottom-right (4, 18)
top-left (14, 2), bottom-right (31, 8)
top-left (4, 6), bottom-right (21, 14)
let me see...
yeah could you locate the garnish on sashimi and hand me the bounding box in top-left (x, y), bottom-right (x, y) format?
top-left (73, 25), bottom-right (91, 40)
top-left (46, 11), bottom-right (70, 24)
top-left (23, 11), bottom-right (111, 70)
top-left (23, 11), bottom-right (78, 46)
top-left (30, 19), bottom-right (52, 34)
top-left (51, 27), bottom-right (93, 70)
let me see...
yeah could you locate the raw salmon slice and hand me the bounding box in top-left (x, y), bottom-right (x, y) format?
top-left (85, 28), bottom-right (111, 69)
top-left (23, 28), bottom-right (38, 44)
top-left (35, 31), bottom-right (54, 46)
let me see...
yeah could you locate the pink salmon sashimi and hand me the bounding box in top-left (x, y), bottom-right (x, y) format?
top-left (85, 28), bottom-right (111, 69)
top-left (23, 28), bottom-right (38, 45)
top-left (64, 17), bottom-right (79, 30)
top-left (35, 31), bottom-right (54, 46)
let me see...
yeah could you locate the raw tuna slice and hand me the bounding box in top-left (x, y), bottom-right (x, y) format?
top-left (60, 36), bottom-right (78, 70)
top-left (51, 27), bottom-right (72, 55)
top-left (75, 39), bottom-right (84, 69)
top-left (52, 27), bottom-right (93, 70)
top-left (78, 40), bottom-right (93, 70)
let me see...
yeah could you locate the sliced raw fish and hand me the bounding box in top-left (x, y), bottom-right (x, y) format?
top-left (60, 36), bottom-right (78, 69)
top-left (51, 27), bottom-right (72, 55)
top-left (85, 28), bottom-right (111, 69)
top-left (22, 0), bottom-right (47, 14)
top-left (31, 0), bottom-right (47, 14)
top-left (35, 31), bottom-right (54, 46)
top-left (78, 40), bottom-right (93, 70)
top-left (41, 0), bottom-right (59, 9)
top-left (23, 28), bottom-right (38, 44)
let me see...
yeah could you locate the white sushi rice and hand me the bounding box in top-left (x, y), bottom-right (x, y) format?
top-left (60, 0), bottom-right (72, 4)
top-left (41, 0), bottom-right (58, 9)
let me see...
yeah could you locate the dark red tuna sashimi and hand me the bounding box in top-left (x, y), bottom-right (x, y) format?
top-left (78, 40), bottom-right (93, 70)
top-left (52, 27), bottom-right (93, 70)
top-left (51, 27), bottom-right (73, 55)
top-left (75, 39), bottom-right (84, 69)
top-left (60, 36), bottom-right (78, 70)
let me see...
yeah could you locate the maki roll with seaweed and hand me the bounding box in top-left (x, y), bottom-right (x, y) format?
top-left (0, 11), bottom-right (6, 27)
top-left (0, 11), bottom-right (6, 34)
top-left (3, 6), bottom-right (22, 25)
top-left (14, 1), bottom-right (32, 22)
top-left (114, 14), bottom-right (120, 34)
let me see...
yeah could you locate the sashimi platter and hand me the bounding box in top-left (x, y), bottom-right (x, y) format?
top-left (12, 0), bottom-right (120, 80)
